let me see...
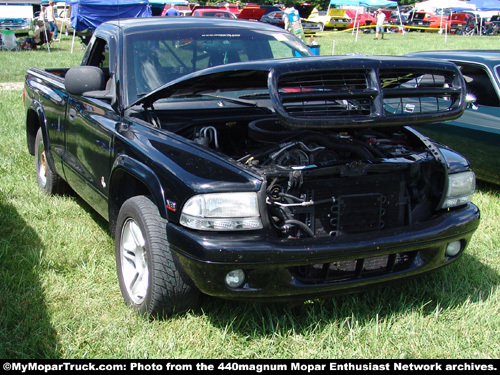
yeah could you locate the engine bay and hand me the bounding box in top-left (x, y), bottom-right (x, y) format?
top-left (179, 117), bottom-right (444, 239)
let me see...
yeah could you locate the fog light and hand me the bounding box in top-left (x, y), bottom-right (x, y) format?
top-left (225, 269), bottom-right (246, 288)
top-left (446, 241), bottom-right (462, 257)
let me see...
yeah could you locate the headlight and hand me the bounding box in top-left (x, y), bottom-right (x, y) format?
top-left (180, 192), bottom-right (262, 231)
top-left (440, 171), bottom-right (476, 209)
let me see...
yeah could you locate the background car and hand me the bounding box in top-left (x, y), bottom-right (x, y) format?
top-left (406, 50), bottom-right (500, 185)
top-left (408, 11), bottom-right (450, 32)
top-left (449, 12), bottom-right (477, 35)
top-left (259, 10), bottom-right (285, 28)
top-left (0, 3), bottom-right (34, 36)
top-left (191, 8), bottom-right (237, 18)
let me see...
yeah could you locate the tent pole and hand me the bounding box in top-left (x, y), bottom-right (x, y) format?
top-left (352, 8), bottom-right (359, 35)
top-left (71, 29), bottom-right (76, 54)
top-left (397, 5), bottom-right (404, 34)
top-left (43, 22), bottom-right (50, 53)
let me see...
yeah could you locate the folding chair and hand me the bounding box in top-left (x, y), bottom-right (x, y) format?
top-left (0, 29), bottom-right (20, 51)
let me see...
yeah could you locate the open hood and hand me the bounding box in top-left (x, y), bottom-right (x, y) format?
top-left (296, 4), bottom-right (316, 19)
top-left (129, 55), bottom-right (467, 129)
top-left (237, 6), bottom-right (267, 20)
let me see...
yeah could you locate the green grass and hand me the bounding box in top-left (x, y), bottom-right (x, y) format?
top-left (313, 27), bottom-right (500, 56)
top-left (0, 33), bottom-right (499, 359)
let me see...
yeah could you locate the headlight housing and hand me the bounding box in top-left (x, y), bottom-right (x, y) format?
top-left (180, 192), bottom-right (262, 231)
top-left (440, 171), bottom-right (476, 209)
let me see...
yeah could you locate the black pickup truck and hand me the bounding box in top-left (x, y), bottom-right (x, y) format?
top-left (24, 17), bottom-right (480, 317)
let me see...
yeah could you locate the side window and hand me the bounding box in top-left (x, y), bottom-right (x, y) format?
top-left (86, 37), bottom-right (110, 82)
top-left (459, 63), bottom-right (500, 107)
top-left (267, 39), bottom-right (310, 59)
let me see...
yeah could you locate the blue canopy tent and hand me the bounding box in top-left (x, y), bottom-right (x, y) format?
top-left (66, 0), bottom-right (151, 52)
top-left (469, 0), bottom-right (500, 10)
top-left (329, 0), bottom-right (398, 7)
top-left (67, 0), bottom-right (151, 32)
top-left (466, 0), bottom-right (500, 35)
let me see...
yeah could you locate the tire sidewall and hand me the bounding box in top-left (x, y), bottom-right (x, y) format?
top-left (115, 196), bottom-right (157, 315)
top-left (35, 128), bottom-right (65, 195)
top-left (35, 128), bottom-right (51, 194)
top-left (114, 195), bottom-right (199, 317)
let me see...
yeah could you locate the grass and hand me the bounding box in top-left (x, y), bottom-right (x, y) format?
top-left (313, 28), bottom-right (500, 56)
top-left (0, 32), bottom-right (499, 359)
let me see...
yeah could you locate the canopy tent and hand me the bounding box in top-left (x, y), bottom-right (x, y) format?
top-left (329, 0), bottom-right (397, 7)
top-left (459, 1), bottom-right (500, 36)
top-left (67, 0), bottom-right (151, 32)
top-left (415, 0), bottom-right (476, 12)
top-left (414, 1), bottom-right (478, 39)
top-left (469, 0), bottom-right (500, 10)
top-left (66, 0), bottom-right (151, 52)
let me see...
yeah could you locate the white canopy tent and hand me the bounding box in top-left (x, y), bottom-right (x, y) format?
top-left (414, 0), bottom-right (476, 37)
top-left (415, 0), bottom-right (476, 12)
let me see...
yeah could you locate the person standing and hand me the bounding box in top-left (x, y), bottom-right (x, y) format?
top-left (163, 4), bottom-right (180, 17)
top-left (374, 8), bottom-right (386, 40)
top-left (46, 0), bottom-right (59, 41)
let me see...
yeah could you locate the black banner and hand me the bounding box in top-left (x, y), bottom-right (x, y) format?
top-left (2, 359), bottom-right (498, 374)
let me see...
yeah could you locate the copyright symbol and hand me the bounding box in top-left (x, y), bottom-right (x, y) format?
top-left (3, 363), bottom-right (12, 371)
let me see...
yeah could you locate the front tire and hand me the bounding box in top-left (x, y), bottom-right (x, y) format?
top-left (115, 195), bottom-right (199, 317)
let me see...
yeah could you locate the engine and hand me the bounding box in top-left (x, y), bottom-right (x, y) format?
top-left (190, 118), bottom-right (441, 239)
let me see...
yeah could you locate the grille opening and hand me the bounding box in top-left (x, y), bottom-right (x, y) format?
top-left (305, 174), bottom-right (405, 237)
top-left (290, 251), bottom-right (419, 284)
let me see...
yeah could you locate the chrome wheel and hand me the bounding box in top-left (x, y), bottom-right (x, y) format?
top-left (119, 218), bottom-right (149, 305)
top-left (34, 128), bottom-right (66, 195)
top-left (36, 136), bottom-right (47, 187)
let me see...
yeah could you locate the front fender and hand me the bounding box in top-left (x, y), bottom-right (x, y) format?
top-left (109, 154), bottom-right (167, 224)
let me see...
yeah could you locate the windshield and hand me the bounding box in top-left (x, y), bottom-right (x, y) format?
top-left (124, 26), bottom-right (312, 104)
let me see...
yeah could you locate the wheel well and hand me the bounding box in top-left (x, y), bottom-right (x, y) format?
top-left (26, 108), bottom-right (40, 156)
top-left (108, 169), bottom-right (157, 236)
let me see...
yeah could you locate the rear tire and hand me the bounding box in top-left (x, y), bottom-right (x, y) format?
top-left (35, 128), bottom-right (66, 195)
top-left (115, 195), bottom-right (199, 317)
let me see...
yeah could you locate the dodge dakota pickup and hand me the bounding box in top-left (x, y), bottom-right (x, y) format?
top-left (24, 17), bottom-right (480, 317)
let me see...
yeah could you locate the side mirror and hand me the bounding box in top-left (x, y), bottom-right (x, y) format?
top-left (65, 66), bottom-right (105, 96)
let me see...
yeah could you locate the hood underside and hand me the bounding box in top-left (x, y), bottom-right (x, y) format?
top-left (131, 55), bottom-right (467, 129)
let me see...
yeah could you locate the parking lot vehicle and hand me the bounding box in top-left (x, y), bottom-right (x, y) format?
top-left (327, 8), bottom-right (375, 30)
top-left (237, 4), bottom-right (266, 21)
top-left (407, 50), bottom-right (500, 185)
top-left (489, 14), bottom-right (500, 28)
top-left (449, 12), bottom-right (477, 35)
top-left (191, 8), bottom-right (237, 18)
top-left (260, 10), bottom-right (285, 28)
top-left (24, 18), bottom-right (480, 317)
top-left (408, 11), bottom-right (450, 31)
top-left (0, 4), bottom-right (34, 36)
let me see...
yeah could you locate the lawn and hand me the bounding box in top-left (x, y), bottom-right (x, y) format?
top-left (0, 32), bottom-right (499, 359)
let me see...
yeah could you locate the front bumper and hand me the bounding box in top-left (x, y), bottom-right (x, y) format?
top-left (167, 203), bottom-right (479, 301)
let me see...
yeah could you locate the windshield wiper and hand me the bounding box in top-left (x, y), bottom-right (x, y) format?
top-left (201, 93), bottom-right (273, 113)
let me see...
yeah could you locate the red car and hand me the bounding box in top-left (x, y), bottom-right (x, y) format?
top-left (237, 5), bottom-right (266, 21)
top-left (191, 8), bottom-right (237, 19)
top-left (408, 11), bottom-right (450, 32)
top-left (449, 12), bottom-right (477, 34)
